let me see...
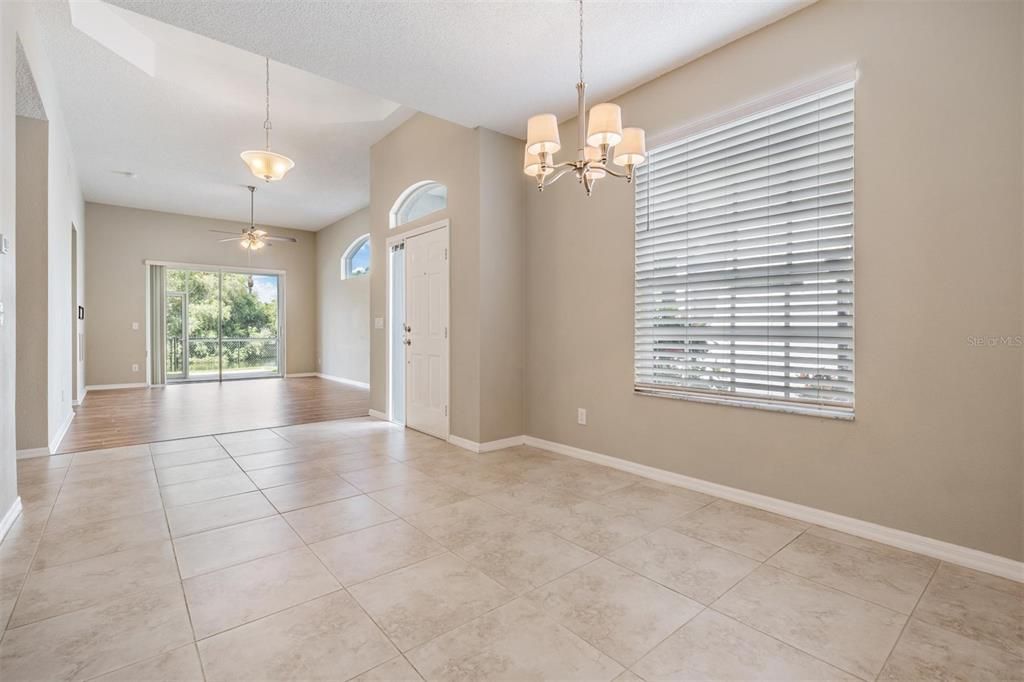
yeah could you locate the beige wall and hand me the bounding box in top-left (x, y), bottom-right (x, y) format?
top-left (316, 208), bottom-right (370, 384)
top-left (369, 113), bottom-right (527, 443)
top-left (14, 116), bottom-right (47, 450)
top-left (84, 203), bottom-right (317, 386)
top-left (525, 0), bottom-right (1023, 560)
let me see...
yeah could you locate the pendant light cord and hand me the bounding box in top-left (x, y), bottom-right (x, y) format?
top-left (264, 56), bottom-right (272, 150)
top-left (578, 0), bottom-right (584, 84)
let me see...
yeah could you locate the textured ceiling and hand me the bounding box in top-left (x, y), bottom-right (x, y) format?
top-left (16, 39), bottom-right (46, 121)
top-left (32, 1), bottom-right (414, 230)
top-left (35, 0), bottom-right (812, 230)
top-left (107, 0), bottom-right (813, 138)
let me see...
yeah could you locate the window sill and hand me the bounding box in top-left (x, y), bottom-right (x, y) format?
top-left (634, 387), bottom-right (855, 421)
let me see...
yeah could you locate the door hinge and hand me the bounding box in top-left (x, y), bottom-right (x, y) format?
top-left (444, 405), bottom-right (448, 417)
top-left (444, 247), bottom-right (448, 261)
top-left (444, 327), bottom-right (448, 339)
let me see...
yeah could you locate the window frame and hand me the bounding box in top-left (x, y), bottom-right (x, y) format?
top-left (633, 67), bottom-right (857, 420)
top-left (389, 180), bottom-right (448, 229)
top-left (341, 233), bottom-right (371, 280)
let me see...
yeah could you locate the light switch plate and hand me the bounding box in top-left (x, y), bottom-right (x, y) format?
top-left (131, 322), bottom-right (139, 330)
top-left (374, 317), bottom-right (384, 329)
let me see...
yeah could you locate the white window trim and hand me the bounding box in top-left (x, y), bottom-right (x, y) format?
top-left (634, 69), bottom-right (857, 420)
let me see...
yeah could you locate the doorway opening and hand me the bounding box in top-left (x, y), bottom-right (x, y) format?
top-left (387, 220), bottom-right (450, 439)
top-left (152, 264), bottom-right (284, 383)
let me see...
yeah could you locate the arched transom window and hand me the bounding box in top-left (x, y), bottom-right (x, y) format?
top-left (389, 180), bottom-right (447, 228)
top-left (341, 234), bottom-right (370, 279)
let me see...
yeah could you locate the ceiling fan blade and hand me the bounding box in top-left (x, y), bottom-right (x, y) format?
top-left (217, 237), bottom-right (241, 243)
top-left (264, 235), bottom-right (298, 242)
top-left (210, 229), bottom-right (243, 235)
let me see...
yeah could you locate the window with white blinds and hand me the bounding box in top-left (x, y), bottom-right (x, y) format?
top-left (634, 80), bottom-right (855, 418)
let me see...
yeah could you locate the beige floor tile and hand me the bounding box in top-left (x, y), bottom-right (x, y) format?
top-left (149, 436), bottom-right (220, 455)
top-left (317, 451), bottom-right (397, 474)
top-left (405, 497), bottom-right (510, 549)
top-left (350, 655), bottom-right (423, 681)
top-left (152, 445), bottom-right (230, 469)
top-left (220, 434), bottom-right (294, 457)
top-left (18, 481), bottom-right (63, 511)
top-left (48, 486), bottom-right (164, 528)
top-left (70, 444), bottom-right (151, 467)
top-left (64, 455), bottom-right (154, 484)
top-left (768, 531), bottom-right (936, 613)
top-left (669, 499), bottom-right (807, 561)
top-left (165, 490), bottom-right (276, 538)
top-left (523, 460), bottom-right (641, 498)
top-left (311, 519), bottom-right (445, 586)
top-left (155, 458), bottom-right (242, 486)
top-left (453, 517), bottom-right (597, 594)
top-left (262, 476), bottom-right (361, 513)
top-left (57, 470), bottom-right (158, 504)
top-left (614, 671), bottom-right (646, 682)
top-left (184, 547), bottom-right (340, 638)
top-left (433, 466), bottom-right (526, 496)
top-left (283, 494), bottom-right (397, 543)
top-left (526, 499), bottom-right (656, 555)
top-left (607, 527), bottom-right (759, 605)
top-left (16, 453), bottom-right (72, 471)
top-left (91, 644), bottom-right (204, 682)
top-left (633, 609), bottom-right (856, 681)
top-left (368, 479), bottom-right (471, 516)
top-left (213, 429), bottom-right (280, 445)
top-left (173, 515), bottom-right (303, 578)
top-left (805, 526), bottom-right (939, 572)
top-left (12, 540), bottom-right (180, 626)
top-left (32, 509), bottom-right (170, 570)
top-left (342, 463), bottom-right (435, 493)
top-left (15, 463), bottom-right (67, 487)
top-left (198, 590), bottom-right (397, 682)
top-left (232, 447), bottom-right (328, 471)
top-left (407, 597), bottom-right (623, 681)
top-left (0, 583), bottom-right (193, 681)
top-left (479, 481), bottom-right (589, 514)
top-left (525, 558), bottom-right (702, 666)
top-left (600, 482), bottom-right (714, 526)
top-left (159, 472), bottom-right (256, 508)
top-left (406, 450), bottom-right (485, 475)
top-left (246, 460), bottom-right (338, 489)
top-left (879, 617), bottom-right (1024, 681)
top-left (914, 562), bottom-right (1024, 658)
top-left (349, 552), bottom-right (514, 651)
top-left (714, 565), bottom-right (907, 679)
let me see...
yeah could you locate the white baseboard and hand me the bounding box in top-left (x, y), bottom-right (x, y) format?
top-left (84, 383), bottom-right (146, 391)
top-left (48, 410), bottom-right (75, 454)
top-left (448, 434), bottom-right (527, 454)
top-left (16, 447), bottom-right (50, 460)
top-left (522, 435), bottom-right (1024, 583)
top-left (368, 409), bottom-right (388, 421)
top-left (285, 372), bottom-right (317, 378)
top-left (72, 387), bottom-right (89, 407)
top-left (0, 496), bottom-right (23, 543)
top-left (316, 373), bottom-right (370, 390)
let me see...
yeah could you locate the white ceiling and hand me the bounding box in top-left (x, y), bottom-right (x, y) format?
top-left (35, 0), bottom-right (812, 230)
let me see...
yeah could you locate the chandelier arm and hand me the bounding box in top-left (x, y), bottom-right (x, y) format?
top-left (543, 165), bottom-right (580, 186)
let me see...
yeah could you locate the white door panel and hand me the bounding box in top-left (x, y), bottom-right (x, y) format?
top-left (405, 226), bottom-right (449, 438)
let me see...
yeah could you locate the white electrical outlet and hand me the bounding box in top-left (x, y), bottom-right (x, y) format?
top-left (374, 317), bottom-right (384, 329)
top-left (577, 408), bottom-right (587, 425)
top-left (131, 322), bottom-right (139, 330)
top-left (131, 363), bottom-right (139, 372)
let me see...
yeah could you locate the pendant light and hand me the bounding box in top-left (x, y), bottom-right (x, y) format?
top-left (240, 56), bottom-right (295, 182)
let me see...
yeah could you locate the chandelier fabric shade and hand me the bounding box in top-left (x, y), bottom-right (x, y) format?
top-left (521, 0), bottom-right (645, 196)
top-left (241, 56), bottom-right (295, 183)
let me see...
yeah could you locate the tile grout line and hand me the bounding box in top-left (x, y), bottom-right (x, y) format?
top-left (872, 560), bottom-right (941, 681)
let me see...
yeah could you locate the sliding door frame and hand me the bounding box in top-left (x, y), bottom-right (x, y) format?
top-left (145, 260), bottom-right (288, 383)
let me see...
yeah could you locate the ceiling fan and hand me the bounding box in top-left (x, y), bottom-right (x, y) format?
top-left (210, 185), bottom-right (297, 251)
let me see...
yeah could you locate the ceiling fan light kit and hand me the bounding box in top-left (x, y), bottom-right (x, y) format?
top-left (241, 56), bottom-right (295, 182)
top-left (523, 0), bottom-right (646, 196)
top-left (210, 185), bottom-right (297, 251)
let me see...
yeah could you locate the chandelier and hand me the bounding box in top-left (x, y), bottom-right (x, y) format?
top-left (523, 0), bottom-right (646, 195)
top-left (241, 56), bottom-right (295, 182)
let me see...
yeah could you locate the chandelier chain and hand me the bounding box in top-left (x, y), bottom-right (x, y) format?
top-left (264, 56), bottom-right (272, 150)
top-left (578, 0), bottom-right (584, 84)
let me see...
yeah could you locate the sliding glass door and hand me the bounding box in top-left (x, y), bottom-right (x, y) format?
top-left (164, 268), bottom-right (281, 382)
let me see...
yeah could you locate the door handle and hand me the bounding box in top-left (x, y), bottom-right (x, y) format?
top-left (403, 338), bottom-right (411, 346)
top-left (403, 324), bottom-right (411, 333)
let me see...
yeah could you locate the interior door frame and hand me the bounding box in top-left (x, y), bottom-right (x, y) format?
top-left (385, 218), bottom-right (450, 437)
top-left (145, 260), bottom-right (288, 383)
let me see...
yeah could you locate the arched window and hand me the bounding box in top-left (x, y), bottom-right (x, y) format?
top-left (341, 234), bottom-right (370, 279)
top-left (389, 180), bottom-right (447, 228)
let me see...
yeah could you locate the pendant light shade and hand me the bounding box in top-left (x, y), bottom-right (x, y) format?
top-left (526, 114), bottom-right (561, 155)
top-left (240, 150), bottom-right (295, 183)
top-left (523, 148), bottom-right (552, 177)
top-left (241, 56), bottom-right (294, 182)
top-left (613, 127), bottom-right (647, 167)
top-left (586, 103), bottom-right (623, 146)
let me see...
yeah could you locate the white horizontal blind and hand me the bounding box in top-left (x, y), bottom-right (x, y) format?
top-left (634, 81), bottom-right (855, 416)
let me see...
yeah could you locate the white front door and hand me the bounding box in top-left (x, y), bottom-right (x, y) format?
top-left (404, 226), bottom-right (449, 438)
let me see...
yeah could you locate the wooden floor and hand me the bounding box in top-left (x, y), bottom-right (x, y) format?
top-left (57, 377), bottom-right (370, 453)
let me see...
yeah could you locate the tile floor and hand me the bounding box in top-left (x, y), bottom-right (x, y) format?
top-left (1, 417), bottom-right (1021, 681)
